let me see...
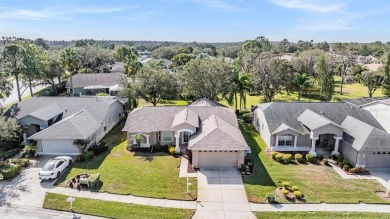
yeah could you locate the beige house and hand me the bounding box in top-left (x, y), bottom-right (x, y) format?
top-left (122, 98), bottom-right (250, 168)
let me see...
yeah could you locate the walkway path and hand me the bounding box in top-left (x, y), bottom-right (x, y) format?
top-left (48, 187), bottom-right (197, 210)
top-left (193, 168), bottom-right (256, 219)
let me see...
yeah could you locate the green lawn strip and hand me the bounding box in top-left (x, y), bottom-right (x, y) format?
top-left (56, 120), bottom-right (197, 201)
top-left (43, 193), bottom-right (195, 219)
top-left (255, 211), bottom-right (390, 219)
top-left (240, 123), bottom-right (388, 204)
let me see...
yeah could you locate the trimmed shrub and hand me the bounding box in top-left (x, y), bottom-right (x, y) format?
top-left (323, 159), bottom-right (329, 166)
top-left (275, 153), bottom-right (284, 162)
top-left (82, 151), bottom-right (93, 161)
top-left (20, 158), bottom-right (29, 167)
top-left (168, 145), bottom-right (176, 155)
top-left (266, 194), bottom-right (276, 203)
top-left (343, 164), bottom-right (350, 171)
top-left (344, 159), bottom-right (350, 166)
top-left (292, 186), bottom-right (299, 191)
top-left (318, 155), bottom-right (324, 161)
top-left (294, 153), bottom-right (303, 163)
top-left (283, 154), bottom-right (292, 163)
top-left (4, 149), bottom-right (20, 159)
top-left (1, 165), bottom-right (21, 180)
top-left (88, 173), bottom-right (101, 188)
top-left (306, 154), bottom-right (314, 162)
top-left (294, 191), bottom-right (303, 199)
top-left (242, 114), bottom-right (253, 123)
top-left (271, 152), bottom-right (279, 160)
top-left (90, 142), bottom-right (108, 155)
top-left (281, 188), bottom-right (289, 196)
top-left (282, 182), bottom-right (290, 188)
top-left (337, 154), bottom-right (344, 163)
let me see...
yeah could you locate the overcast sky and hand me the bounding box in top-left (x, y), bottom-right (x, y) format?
top-left (1, 0), bottom-right (389, 43)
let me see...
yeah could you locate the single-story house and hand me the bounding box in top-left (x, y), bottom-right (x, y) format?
top-left (253, 102), bottom-right (390, 168)
top-left (4, 96), bottom-right (127, 155)
top-left (99, 62), bottom-right (126, 74)
top-left (122, 98), bottom-right (250, 168)
top-left (66, 73), bottom-right (126, 96)
top-left (344, 98), bottom-right (390, 133)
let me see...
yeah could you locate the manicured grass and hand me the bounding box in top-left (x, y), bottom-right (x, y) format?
top-left (255, 211), bottom-right (390, 219)
top-left (56, 120), bottom-right (197, 200)
top-left (43, 193), bottom-right (195, 219)
top-left (138, 99), bottom-right (190, 107)
top-left (240, 123), bottom-right (388, 204)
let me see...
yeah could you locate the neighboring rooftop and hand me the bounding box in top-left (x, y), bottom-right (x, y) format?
top-left (188, 98), bottom-right (225, 107)
top-left (65, 73), bottom-right (125, 88)
top-left (343, 98), bottom-right (390, 107)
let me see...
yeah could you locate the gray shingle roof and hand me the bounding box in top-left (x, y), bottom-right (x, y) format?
top-left (29, 103), bottom-right (63, 121)
top-left (110, 62), bottom-right (125, 73)
top-left (188, 115), bottom-right (249, 151)
top-left (28, 111), bottom-right (101, 140)
top-left (188, 98), bottom-right (225, 107)
top-left (343, 98), bottom-right (377, 107)
top-left (5, 96), bottom-right (121, 124)
top-left (171, 108), bottom-right (199, 128)
top-left (297, 109), bottom-right (342, 130)
top-left (341, 116), bottom-right (390, 152)
top-left (256, 102), bottom-right (385, 134)
top-left (123, 106), bottom-right (237, 133)
top-left (65, 73), bottom-right (125, 88)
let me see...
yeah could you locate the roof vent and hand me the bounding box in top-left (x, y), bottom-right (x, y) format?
top-left (320, 111), bottom-right (325, 116)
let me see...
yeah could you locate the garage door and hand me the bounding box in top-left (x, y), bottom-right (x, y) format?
top-left (365, 153), bottom-right (390, 168)
top-left (41, 139), bottom-right (80, 155)
top-left (198, 151), bottom-right (238, 167)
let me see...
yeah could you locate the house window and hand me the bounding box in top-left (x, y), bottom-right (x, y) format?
top-left (278, 135), bottom-right (293, 146)
top-left (183, 132), bottom-right (189, 143)
top-left (162, 131), bottom-right (172, 142)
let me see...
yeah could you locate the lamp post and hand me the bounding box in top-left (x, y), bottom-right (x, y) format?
top-left (66, 196), bottom-right (76, 218)
top-left (186, 177), bottom-right (192, 194)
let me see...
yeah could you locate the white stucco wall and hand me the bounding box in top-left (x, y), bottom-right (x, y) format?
top-left (253, 109), bottom-right (272, 148)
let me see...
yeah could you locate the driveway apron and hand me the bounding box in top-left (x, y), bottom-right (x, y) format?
top-left (193, 167), bottom-right (256, 219)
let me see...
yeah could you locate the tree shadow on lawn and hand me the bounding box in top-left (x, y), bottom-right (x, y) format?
top-left (132, 151), bottom-right (174, 162)
top-left (240, 124), bottom-right (275, 188)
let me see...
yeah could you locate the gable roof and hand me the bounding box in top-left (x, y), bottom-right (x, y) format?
top-left (255, 102), bottom-right (384, 134)
top-left (28, 111), bottom-right (101, 140)
top-left (4, 96), bottom-right (123, 124)
top-left (66, 73), bottom-right (125, 88)
top-left (172, 108), bottom-right (199, 128)
top-left (188, 115), bottom-right (249, 151)
top-left (297, 109), bottom-right (342, 130)
top-left (341, 116), bottom-right (390, 152)
top-left (188, 98), bottom-right (225, 107)
top-left (271, 123), bottom-right (308, 135)
top-left (123, 106), bottom-right (237, 133)
top-left (29, 103), bottom-right (63, 121)
top-left (110, 62), bottom-right (125, 73)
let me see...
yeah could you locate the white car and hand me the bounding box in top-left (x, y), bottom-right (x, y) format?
top-left (39, 156), bottom-right (73, 180)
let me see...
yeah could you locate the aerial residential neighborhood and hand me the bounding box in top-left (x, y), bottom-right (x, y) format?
top-left (1, 1), bottom-right (390, 219)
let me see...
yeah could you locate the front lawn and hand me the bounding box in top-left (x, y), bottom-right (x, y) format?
top-left (56, 120), bottom-right (197, 200)
top-left (43, 193), bottom-right (195, 219)
top-left (255, 211), bottom-right (390, 219)
top-left (240, 123), bottom-right (388, 204)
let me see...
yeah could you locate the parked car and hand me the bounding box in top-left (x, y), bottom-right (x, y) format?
top-left (39, 156), bottom-right (73, 180)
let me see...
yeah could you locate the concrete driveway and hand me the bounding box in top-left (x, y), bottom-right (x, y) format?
top-left (0, 156), bottom-right (58, 207)
top-left (367, 168), bottom-right (390, 188)
top-left (193, 167), bottom-right (255, 219)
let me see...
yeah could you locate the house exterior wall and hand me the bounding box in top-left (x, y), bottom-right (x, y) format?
top-left (73, 88), bottom-right (85, 96)
top-left (340, 141), bottom-right (359, 166)
top-left (19, 116), bottom-right (48, 130)
top-left (96, 101), bottom-right (124, 142)
top-left (311, 124), bottom-right (343, 138)
top-left (253, 109), bottom-right (272, 147)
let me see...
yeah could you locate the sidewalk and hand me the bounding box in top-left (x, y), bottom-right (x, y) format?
top-left (250, 203), bottom-right (390, 213)
top-left (48, 187), bottom-right (197, 209)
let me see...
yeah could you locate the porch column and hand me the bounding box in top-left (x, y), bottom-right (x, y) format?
top-left (294, 136), bottom-right (298, 148)
top-left (23, 132), bottom-right (27, 144)
top-left (175, 132), bottom-right (180, 154)
top-left (145, 134), bottom-right (150, 146)
top-left (309, 137), bottom-right (319, 156)
top-left (332, 136), bottom-right (342, 156)
top-left (132, 135), bottom-right (137, 144)
top-left (275, 136), bottom-right (279, 147)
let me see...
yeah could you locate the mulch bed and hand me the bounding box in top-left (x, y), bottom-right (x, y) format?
top-left (65, 173), bottom-right (90, 190)
top-left (188, 162), bottom-right (197, 173)
top-left (274, 187), bottom-right (305, 203)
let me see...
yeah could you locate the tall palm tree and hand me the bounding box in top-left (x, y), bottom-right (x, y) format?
top-left (124, 53), bottom-right (142, 76)
top-left (292, 73), bottom-right (311, 101)
top-left (236, 72), bottom-right (251, 110)
top-left (60, 48), bottom-right (80, 75)
top-left (337, 56), bottom-right (355, 95)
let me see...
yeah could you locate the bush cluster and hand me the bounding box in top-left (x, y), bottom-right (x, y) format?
top-left (294, 191), bottom-right (302, 199)
top-left (90, 142), bottom-right (108, 155)
top-left (275, 153), bottom-right (284, 162)
top-left (306, 154), bottom-right (314, 162)
top-left (323, 159), bottom-right (329, 166)
top-left (10, 158), bottom-right (29, 167)
top-left (82, 151), bottom-right (94, 161)
top-left (294, 153), bottom-right (303, 163)
top-left (1, 165), bottom-right (21, 180)
top-left (168, 145), bottom-right (176, 155)
top-left (281, 188), bottom-right (289, 196)
top-left (283, 154), bottom-right (292, 163)
top-left (271, 152), bottom-right (279, 160)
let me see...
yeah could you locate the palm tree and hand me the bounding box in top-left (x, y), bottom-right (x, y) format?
top-left (124, 53), bottom-right (142, 76)
top-left (148, 60), bottom-right (165, 68)
top-left (60, 48), bottom-right (80, 75)
top-left (336, 56), bottom-right (355, 95)
top-left (292, 73), bottom-right (311, 101)
top-left (351, 64), bottom-right (368, 83)
top-left (73, 139), bottom-right (91, 152)
top-left (236, 72), bottom-right (251, 110)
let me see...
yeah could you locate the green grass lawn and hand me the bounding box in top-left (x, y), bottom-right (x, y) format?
top-left (255, 211), bottom-right (390, 219)
top-left (240, 123), bottom-right (388, 204)
top-left (56, 120), bottom-right (197, 201)
top-left (43, 193), bottom-right (195, 219)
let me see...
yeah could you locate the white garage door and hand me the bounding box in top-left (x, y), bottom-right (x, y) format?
top-left (198, 151), bottom-right (238, 167)
top-left (365, 153), bottom-right (390, 168)
top-left (41, 139), bottom-right (80, 155)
